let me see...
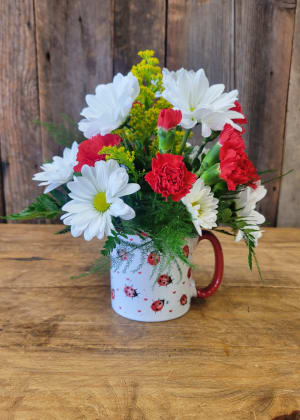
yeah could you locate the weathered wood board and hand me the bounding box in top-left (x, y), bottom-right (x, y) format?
top-left (34, 0), bottom-right (114, 160)
top-left (1, 0), bottom-right (300, 225)
top-left (277, 2), bottom-right (300, 227)
top-left (0, 225), bottom-right (299, 419)
top-left (0, 0), bottom-right (42, 216)
top-left (235, 0), bottom-right (296, 225)
top-left (113, 0), bottom-right (166, 73)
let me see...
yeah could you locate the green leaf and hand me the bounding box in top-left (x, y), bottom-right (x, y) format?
top-left (49, 189), bottom-right (69, 207)
top-left (213, 229), bottom-right (235, 237)
top-left (101, 231), bottom-right (123, 256)
top-left (55, 226), bottom-right (71, 235)
top-left (4, 194), bottom-right (62, 221)
top-left (262, 169), bottom-right (293, 185)
top-left (222, 208), bottom-right (232, 222)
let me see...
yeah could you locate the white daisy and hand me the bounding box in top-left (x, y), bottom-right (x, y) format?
top-left (161, 68), bottom-right (244, 137)
top-left (181, 178), bottom-right (218, 235)
top-left (33, 141), bottom-right (78, 194)
top-left (234, 181), bottom-right (267, 245)
top-left (78, 72), bottom-right (140, 138)
top-left (61, 160), bottom-right (140, 241)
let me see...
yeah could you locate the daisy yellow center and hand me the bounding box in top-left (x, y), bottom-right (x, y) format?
top-left (192, 201), bottom-right (203, 217)
top-left (93, 192), bottom-right (110, 213)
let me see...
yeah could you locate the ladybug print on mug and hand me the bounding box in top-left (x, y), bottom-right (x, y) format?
top-left (157, 274), bottom-right (172, 286)
top-left (117, 248), bottom-right (129, 261)
top-left (151, 299), bottom-right (165, 312)
top-left (147, 252), bottom-right (160, 266)
top-left (124, 285), bottom-right (138, 298)
top-left (180, 294), bottom-right (188, 305)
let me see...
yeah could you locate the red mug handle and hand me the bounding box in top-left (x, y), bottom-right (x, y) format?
top-left (195, 230), bottom-right (224, 298)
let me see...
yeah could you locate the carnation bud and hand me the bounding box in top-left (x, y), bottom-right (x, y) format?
top-left (200, 163), bottom-right (221, 186)
top-left (158, 127), bottom-right (176, 153)
top-left (157, 109), bottom-right (182, 153)
top-left (199, 142), bottom-right (221, 174)
top-left (158, 109), bottom-right (182, 131)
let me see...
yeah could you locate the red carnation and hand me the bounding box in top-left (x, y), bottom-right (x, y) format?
top-left (157, 109), bottom-right (182, 131)
top-left (219, 124), bottom-right (245, 150)
top-left (230, 101), bottom-right (247, 125)
top-left (74, 133), bottom-right (122, 172)
top-left (145, 153), bottom-right (196, 201)
top-left (219, 124), bottom-right (259, 191)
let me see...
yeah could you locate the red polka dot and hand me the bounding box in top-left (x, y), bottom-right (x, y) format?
top-left (119, 306), bottom-right (122, 309)
top-left (144, 298), bottom-right (148, 301)
top-left (187, 267), bottom-right (192, 278)
top-left (183, 245), bottom-right (189, 258)
top-left (130, 238), bottom-right (133, 241)
top-left (182, 281), bottom-right (185, 285)
top-left (169, 309), bottom-right (173, 313)
top-left (138, 310), bottom-right (142, 313)
top-left (138, 271), bottom-right (142, 274)
top-left (173, 291), bottom-right (176, 294)
top-left (126, 278), bottom-right (130, 281)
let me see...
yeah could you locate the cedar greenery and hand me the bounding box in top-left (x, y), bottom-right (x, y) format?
top-left (34, 113), bottom-right (85, 147)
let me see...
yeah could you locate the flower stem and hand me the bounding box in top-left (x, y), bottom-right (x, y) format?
top-left (178, 129), bottom-right (191, 155)
top-left (192, 130), bottom-right (220, 167)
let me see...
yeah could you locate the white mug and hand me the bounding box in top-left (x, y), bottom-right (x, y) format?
top-left (110, 231), bottom-right (223, 322)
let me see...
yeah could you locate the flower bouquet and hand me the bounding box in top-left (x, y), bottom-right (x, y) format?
top-left (10, 50), bottom-right (269, 322)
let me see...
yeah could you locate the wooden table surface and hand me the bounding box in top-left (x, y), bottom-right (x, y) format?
top-left (0, 225), bottom-right (299, 420)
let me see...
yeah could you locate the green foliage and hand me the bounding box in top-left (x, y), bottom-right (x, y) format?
top-left (50, 189), bottom-right (70, 207)
top-left (261, 169), bottom-right (293, 185)
top-left (242, 227), bottom-right (263, 279)
top-left (34, 114), bottom-right (85, 147)
top-left (101, 230), bottom-right (128, 256)
top-left (217, 198), bottom-right (234, 224)
top-left (110, 193), bottom-right (197, 266)
top-left (55, 226), bottom-right (71, 235)
top-left (5, 194), bottom-right (63, 221)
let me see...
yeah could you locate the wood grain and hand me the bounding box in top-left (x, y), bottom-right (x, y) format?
top-left (0, 146), bottom-right (5, 219)
top-left (113, 0), bottom-right (166, 74)
top-left (0, 0), bottom-right (43, 215)
top-left (34, 0), bottom-right (113, 160)
top-left (166, 0), bottom-right (235, 148)
top-left (235, 0), bottom-right (296, 226)
top-left (0, 225), bottom-right (300, 419)
top-left (277, 2), bottom-right (300, 227)
top-left (167, 0), bottom-right (235, 88)
top-left (1, 1), bottom-right (300, 226)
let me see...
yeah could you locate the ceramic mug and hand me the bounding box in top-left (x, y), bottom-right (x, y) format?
top-left (110, 230), bottom-right (224, 322)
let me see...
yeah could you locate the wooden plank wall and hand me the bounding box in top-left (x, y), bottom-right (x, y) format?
top-left (0, 0), bottom-right (299, 226)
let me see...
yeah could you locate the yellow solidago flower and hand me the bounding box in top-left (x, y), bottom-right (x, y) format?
top-left (131, 50), bottom-right (165, 109)
top-left (113, 51), bottom-right (174, 159)
top-left (99, 146), bottom-right (136, 174)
